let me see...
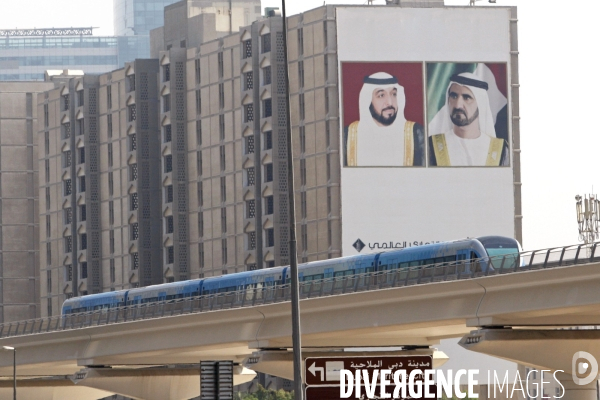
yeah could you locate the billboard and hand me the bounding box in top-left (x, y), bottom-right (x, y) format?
top-left (337, 7), bottom-right (517, 255)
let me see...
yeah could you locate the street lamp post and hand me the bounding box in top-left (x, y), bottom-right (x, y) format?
top-left (280, 0), bottom-right (304, 399)
top-left (2, 346), bottom-right (16, 400)
top-left (575, 193), bottom-right (600, 255)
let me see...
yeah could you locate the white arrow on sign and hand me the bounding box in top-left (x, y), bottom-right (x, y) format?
top-left (308, 362), bottom-right (325, 381)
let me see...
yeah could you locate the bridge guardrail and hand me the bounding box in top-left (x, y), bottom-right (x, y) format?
top-left (0, 242), bottom-right (598, 339)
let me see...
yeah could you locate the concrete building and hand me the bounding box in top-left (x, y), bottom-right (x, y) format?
top-left (39, 63), bottom-right (162, 314)
top-left (0, 81), bottom-right (54, 322)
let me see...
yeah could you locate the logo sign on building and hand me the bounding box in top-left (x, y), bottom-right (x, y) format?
top-left (336, 6), bottom-right (518, 255)
top-left (304, 355), bottom-right (432, 400)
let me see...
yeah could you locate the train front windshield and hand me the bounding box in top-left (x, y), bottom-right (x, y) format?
top-left (478, 236), bottom-right (521, 270)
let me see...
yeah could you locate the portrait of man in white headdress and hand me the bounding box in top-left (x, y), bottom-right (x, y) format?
top-left (428, 67), bottom-right (509, 167)
top-left (343, 72), bottom-right (425, 167)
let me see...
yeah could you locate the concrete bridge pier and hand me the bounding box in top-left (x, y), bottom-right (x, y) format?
top-left (460, 328), bottom-right (600, 400)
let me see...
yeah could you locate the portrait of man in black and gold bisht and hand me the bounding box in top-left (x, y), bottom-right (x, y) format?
top-left (343, 72), bottom-right (425, 167)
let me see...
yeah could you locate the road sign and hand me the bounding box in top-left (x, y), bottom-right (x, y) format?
top-left (200, 360), bottom-right (233, 400)
top-left (304, 355), bottom-right (432, 386)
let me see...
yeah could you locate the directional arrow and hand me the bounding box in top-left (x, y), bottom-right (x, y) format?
top-left (308, 362), bottom-right (325, 381)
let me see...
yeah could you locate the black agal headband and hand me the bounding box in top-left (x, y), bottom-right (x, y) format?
top-left (450, 74), bottom-right (489, 90)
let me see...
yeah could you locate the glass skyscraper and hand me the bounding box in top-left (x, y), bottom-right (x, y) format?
top-left (114, 0), bottom-right (181, 36)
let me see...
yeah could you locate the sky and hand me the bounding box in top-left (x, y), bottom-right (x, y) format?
top-left (1, 0), bottom-right (598, 251)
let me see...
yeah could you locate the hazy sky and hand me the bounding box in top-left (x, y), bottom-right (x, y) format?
top-left (1, 0), bottom-right (598, 251)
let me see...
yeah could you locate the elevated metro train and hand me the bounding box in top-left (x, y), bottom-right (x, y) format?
top-left (61, 235), bottom-right (521, 315)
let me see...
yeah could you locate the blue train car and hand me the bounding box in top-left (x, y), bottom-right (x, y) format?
top-left (126, 280), bottom-right (203, 305)
top-left (62, 290), bottom-right (128, 315)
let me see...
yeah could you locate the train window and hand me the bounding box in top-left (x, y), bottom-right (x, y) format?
top-left (457, 254), bottom-right (466, 261)
top-left (399, 262), bottom-right (410, 269)
top-left (470, 252), bottom-right (478, 260)
top-left (434, 257), bottom-right (445, 264)
top-left (409, 261), bottom-right (420, 267)
top-left (424, 259), bottom-right (435, 267)
top-left (365, 268), bottom-right (373, 273)
top-left (444, 256), bottom-right (455, 263)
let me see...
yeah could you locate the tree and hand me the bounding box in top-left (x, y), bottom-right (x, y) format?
top-left (235, 384), bottom-right (294, 400)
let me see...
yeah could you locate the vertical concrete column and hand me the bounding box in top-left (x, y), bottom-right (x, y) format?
top-left (556, 372), bottom-right (598, 400)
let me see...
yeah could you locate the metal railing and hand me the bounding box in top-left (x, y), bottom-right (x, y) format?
top-left (0, 242), bottom-right (598, 339)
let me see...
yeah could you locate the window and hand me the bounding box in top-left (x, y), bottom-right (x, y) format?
top-left (107, 85), bottom-right (112, 109)
top-left (195, 59), bottom-right (201, 84)
top-left (65, 265), bottom-right (73, 281)
top-left (64, 236), bottom-right (73, 253)
top-left (299, 126), bottom-right (306, 153)
top-left (298, 28), bottom-right (304, 56)
top-left (219, 115), bottom-right (225, 140)
top-left (247, 264), bottom-right (257, 271)
top-left (324, 21), bottom-right (328, 47)
top-left (327, 154), bottom-right (331, 181)
top-left (80, 262), bottom-right (88, 279)
top-left (199, 243), bottom-right (205, 268)
top-left (79, 147), bottom-right (85, 164)
top-left (46, 215), bottom-right (51, 237)
top-left (222, 238), bottom-right (228, 265)
top-left (110, 259), bottom-right (115, 283)
top-left (45, 160), bottom-right (50, 183)
top-left (129, 133), bottom-right (137, 151)
top-left (245, 135), bottom-right (254, 154)
top-left (301, 192), bottom-right (306, 218)
top-left (197, 151), bottom-right (203, 176)
top-left (77, 90), bottom-right (84, 107)
top-left (219, 84), bottom-right (224, 109)
top-left (63, 94), bottom-right (70, 111)
top-left (163, 64), bottom-right (170, 82)
top-left (196, 90), bottom-right (201, 114)
top-left (64, 208), bottom-right (72, 225)
top-left (108, 143), bottom-right (113, 167)
top-left (80, 205), bottom-right (86, 222)
top-left (109, 230), bottom-right (115, 254)
top-left (165, 185), bottom-right (173, 203)
top-left (325, 122), bottom-right (330, 147)
top-left (263, 99), bottom-right (272, 118)
top-left (131, 223), bottom-right (139, 240)
top-left (109, 201), bottom-right (114, 224)
top-left (300, 159), bottom-right (306, 185)
top-left (128, 74), bottom-right (135, 92)
top-left (130, 163), bottom-right (138, 181)
top-left (264, 131), bottom-right (272, 150)
top-left (77, 118), bottom-right (84, 136)
top-left (299, 93), bottom-right (305, 120)
top-left (263, 66), bottom-right (271, 86)
top-left (45, 131), bottom-right (49, 154)
top-left (324, 54), bottom-right (329, 81)
top-left (246, 200), bottom-right (255, 219)
top-left (265, 228), bottom-right (274, 247)
top-left (220, 177), bottom-right (226, 203)
top-left (167, 246), bottom-right (174, 264)
top-left (107, 114), bottom-right (112, 137)
top-left (47, 270), bottom-right (52, 293)
top-left (220, 145), bottom-right (226, 171)
top-left (64, 179), bottom-right (72, 196)
top-left (266, 261), bottom-right (275, 269)
top-left (301, 224), bottom-right (308, 252)
top-left (198, 212), bottom-right (204, 237)
top-left (80, 233), bottom-right (87, 250)
top-left (264, 164), bottom-right (273, 183)
top-left (108, 172), bottom-right (113, 196)
top-left (198, 181), bottom-right (203, 207)
top-left (46, 187), bottom-right (50, 210)
top-left (244, 104), bottom-right (254, 123)
top-left (128, 104), bottom-right (136, 121)
top-left (131, 252), bottom-right (139, 270)
top-left (196, 121), bottom-right (201, 146)
top-left (298, 61), bottom-right (304, 88)
top-left (325, 88), bottom-right (329, 113)
top-left (244, 71), bottom-right (253, 90)
top-left (328, 220), bottom-right (332, 247)
top-left (130, 193), bottom-right (138, 210)
top-left (246, 167), bottom-right (255, 186)
top-left (166, 216), bottom-right (174, 234)
top-left (243, 39), bottom-right (252, 59)
top-left (221, 208), bottom-right (227, 233)
top-left (63, 150), bottom-right (72, 168)
top-left (79, 176), bottom-right (85, 193)
top-left (164, 125), bottom-right (172, 143)
top-left (164, 155), bottom-right (172, 173)
top-left (265, 195), bottom-right (274, 215)
top-left (327, 187), bottom-right (332, 214)
top-left (248, 232), bottom-right (257, 250)
top-left (218, 52), bottom-right (224, 78)
top-left (46, 242), bottom-right (51, 265)
top-left (62, 122), bottom-right (71, 139)
top-left (163, 94), bottom-right (170, 112)
top-left (261, 33), bottom-right (271, 53)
